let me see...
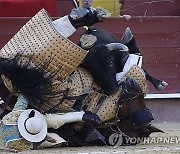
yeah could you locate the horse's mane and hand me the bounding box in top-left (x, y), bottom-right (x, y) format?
top-left (0, 54), bottom-right (58, 108)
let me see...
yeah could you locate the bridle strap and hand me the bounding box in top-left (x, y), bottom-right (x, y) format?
top-left (117, 82), bottom-right (144, 130)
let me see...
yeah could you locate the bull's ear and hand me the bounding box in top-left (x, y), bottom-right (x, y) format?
top-left (149, 125), bottom-right (164, 133)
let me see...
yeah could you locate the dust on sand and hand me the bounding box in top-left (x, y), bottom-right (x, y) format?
top-left (1, 122), bottom-right (180, 154)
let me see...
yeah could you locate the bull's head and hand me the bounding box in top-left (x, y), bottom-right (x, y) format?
top-left (83, 43), bottom-right (128, 95)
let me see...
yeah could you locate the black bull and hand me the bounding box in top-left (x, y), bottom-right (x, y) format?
top-left (81, 26), bottom-right (167, 95)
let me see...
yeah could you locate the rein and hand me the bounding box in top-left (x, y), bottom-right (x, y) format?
top-left (45, 88), bottom-right (87, 114)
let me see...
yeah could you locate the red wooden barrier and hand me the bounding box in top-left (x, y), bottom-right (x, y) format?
top-left (56, 0), bottom-right (75, 17)
top-left (0, 0), bottom-right (56, 17)
top-left (120, 0), bottom-right (180, 16)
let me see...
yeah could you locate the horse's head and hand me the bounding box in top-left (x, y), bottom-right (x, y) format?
top-left (115, 77), bottom-right (163, 143)
top-left (83, 43), bottom-right (127, 95)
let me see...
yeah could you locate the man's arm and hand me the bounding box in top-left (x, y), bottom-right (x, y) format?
top-left (44, 111), bottom-right (101, 129)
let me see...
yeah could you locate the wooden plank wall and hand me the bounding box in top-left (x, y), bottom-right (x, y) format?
top-left (56, 0), bottom-right (75, 17)
top-left (120, 0), bottom-right (180, 16)
top-left (0, 0), bottom-right (56, 17)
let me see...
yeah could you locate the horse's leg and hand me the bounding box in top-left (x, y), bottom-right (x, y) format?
top-left (143, 69), bottom-right (168, 90)
top-left (120, 27), bottom-right (168, 90)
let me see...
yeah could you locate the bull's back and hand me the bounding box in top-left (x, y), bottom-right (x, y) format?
top-left (86, 26), bottom-right (120, 46)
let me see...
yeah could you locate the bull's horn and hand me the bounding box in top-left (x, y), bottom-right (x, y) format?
top-left (106, 43), bottom-right (128, 52)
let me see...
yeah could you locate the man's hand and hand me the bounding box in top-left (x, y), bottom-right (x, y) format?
top-left (70, 14), bottom-right (79, 20)
top-left (94, 6), bottom-right (111, 21)
top-left (45, 134), bottom-right (57, 143)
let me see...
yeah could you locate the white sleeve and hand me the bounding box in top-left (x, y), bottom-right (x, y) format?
top-left (44, 111), bottom-right (85, 129)
top-left (52, 15), bottom-right (76, 38)
top-left (116, 54), bottom-right (142, 81)
top-left (122, 54), bottom-right (142, 72)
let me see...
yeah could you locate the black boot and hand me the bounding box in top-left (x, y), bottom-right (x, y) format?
top-left (68, 11), bottom-right (100, 29)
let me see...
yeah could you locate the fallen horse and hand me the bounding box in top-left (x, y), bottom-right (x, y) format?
top-left (0, 9), bottom-right (165, 150)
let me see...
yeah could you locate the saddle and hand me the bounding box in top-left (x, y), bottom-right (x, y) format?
top-left (39, 64), bottom-right (147, 123)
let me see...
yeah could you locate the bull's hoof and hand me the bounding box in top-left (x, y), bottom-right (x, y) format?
top-left (156, 81), bottom-right (168, 90)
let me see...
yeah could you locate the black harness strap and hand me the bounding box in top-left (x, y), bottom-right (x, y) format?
top-left (45, 88), bottom-right (88, 114)
top-left (116, 78), bottom-right (144, 130)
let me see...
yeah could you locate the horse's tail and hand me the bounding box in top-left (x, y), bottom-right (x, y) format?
top-left (0, 55), bottom-right (56, 108)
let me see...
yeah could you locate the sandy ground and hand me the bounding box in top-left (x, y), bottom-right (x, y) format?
top-left (1, 122), bottom-right (180, 154)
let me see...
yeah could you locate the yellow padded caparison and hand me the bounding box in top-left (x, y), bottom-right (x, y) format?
top-left (0, 9), bottom-right (87, 82)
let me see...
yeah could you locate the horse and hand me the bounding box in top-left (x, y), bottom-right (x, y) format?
top-left (0, 63), bottom-right (163, 146)
top-left (46, 76), bottom-right (163, 146)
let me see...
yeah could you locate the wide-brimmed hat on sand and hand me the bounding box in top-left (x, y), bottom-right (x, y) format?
top-left (18, 109), bottom-right (47, 142)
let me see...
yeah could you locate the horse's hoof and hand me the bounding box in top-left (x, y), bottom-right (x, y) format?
top-left (156, 81), bottom-right (168, 90)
